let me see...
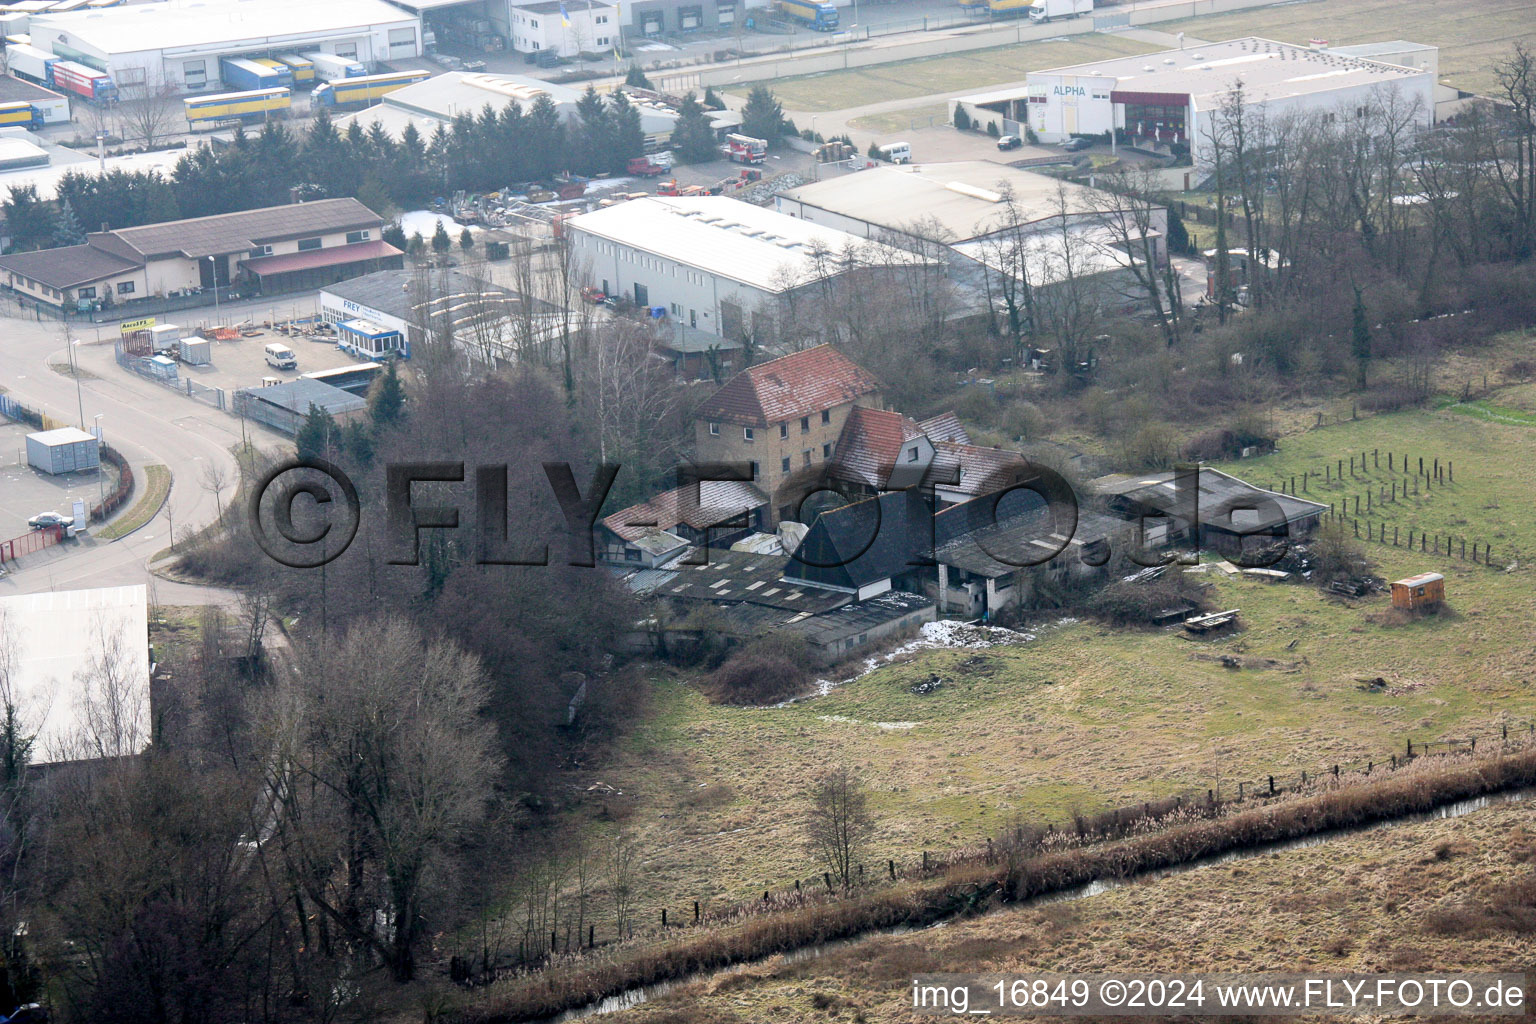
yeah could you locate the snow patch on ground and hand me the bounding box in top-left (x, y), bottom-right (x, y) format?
top-left (396, 210), bottom-right (480, 239)
top-left (817, 715), bottom-right (916, 731)
top-left (771, 618), bottom-right (1038, 707)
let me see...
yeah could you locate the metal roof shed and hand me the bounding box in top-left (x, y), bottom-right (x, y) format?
top-left (235, 378), bottom-right (365, 436)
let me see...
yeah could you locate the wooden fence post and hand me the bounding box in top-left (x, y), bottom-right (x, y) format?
top-left (1238, 781), bottom-right (1245, 800)
top-left (1268, 775), bottom-right (1275, 796)
top-left (694, 901), bottom-right (700, 923)
top-left (1407, 738), bottom-right (1414, 758)
top-left (823, 872), bottom-right (833, 892)
top-left (922, 851), bottom-right (929, 873)
top-left (1333, 764), bottom-right (1340, 780)
top-left (888, 859), bottom-right (896, 880)
top-left (661, 909), bottom-right (667, 927)
top-left (589, 924), bottom-right (595, 947)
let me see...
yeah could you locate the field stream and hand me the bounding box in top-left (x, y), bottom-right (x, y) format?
top-left (543, 787), bottom-right (1532, 1022)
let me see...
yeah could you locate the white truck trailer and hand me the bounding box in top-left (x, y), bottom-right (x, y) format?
top-left (1028, 0), bottom-right (1092, 22)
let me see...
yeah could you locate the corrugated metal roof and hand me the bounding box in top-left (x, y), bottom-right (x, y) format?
top-left (103, 198), bottom-right (383, 260)
top-left (778, 161), bottom-right (1116, 242)
top-left (566, 196), bottom-right (927, 294)
top-left (243, 377), bottom-right (365, 415)
top-left (243, 238), bottom-right (401, 276)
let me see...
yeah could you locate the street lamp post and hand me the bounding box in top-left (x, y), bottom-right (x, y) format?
top-left (69, 339), bottom-right (85, 429)
top-left (93, 414), bottom-right (105, 521)
top-left (208, 255), bottom-right (220, 324)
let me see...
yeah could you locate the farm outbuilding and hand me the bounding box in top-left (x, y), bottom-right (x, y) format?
top-left (1390, 572), bottom-right (1444, 610)
top-left (26, 426), bottom-right (99, 475)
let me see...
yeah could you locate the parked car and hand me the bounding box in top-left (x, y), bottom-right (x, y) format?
top-left (28, 511), bottom-right (69, 530)
top-left (1062, 137), bottom-right (1091, 152)
top-left (997, 134), bottom-right (1022, 151)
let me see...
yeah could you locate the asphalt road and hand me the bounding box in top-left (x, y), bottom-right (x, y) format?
top-left (0, 299), bottom-right (265, 604)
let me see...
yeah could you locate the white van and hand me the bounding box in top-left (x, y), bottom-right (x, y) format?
top-left (878, 141), bottom-right (911, 164)
top-left (264, 343), bottom-right (297, 370)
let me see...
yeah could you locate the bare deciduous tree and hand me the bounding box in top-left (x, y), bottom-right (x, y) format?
top-left (264, 617), bottom-right (501, 981)
top-left (805, 764), bottom-right (873, 892)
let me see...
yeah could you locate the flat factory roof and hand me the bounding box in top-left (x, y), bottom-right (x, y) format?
top-left (377, 72), bottom-right (676, 136)
top-left (778, 161), bottom-right (1117, 242)
top-left (31, 0), bottom-right (419, 57)
top-left (1029, 36), bottom-right (1430, 109)
top-left (568, 196), bottom-right (928, 293)
top-left (0, 584), bottom-right (150, 765)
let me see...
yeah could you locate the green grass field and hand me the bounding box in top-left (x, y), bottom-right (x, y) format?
top-left (847, 101), bottom-right (951, 134)
top-left (1161, 0), bottom-right (1536, 97)
top-left (570, 405), bottom-right (1536, 921)
top-left (730, 34), bottom-right (1158, 113)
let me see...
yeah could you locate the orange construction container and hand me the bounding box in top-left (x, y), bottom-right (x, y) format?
top-left (1390, 572), bottom-right (1444, 609)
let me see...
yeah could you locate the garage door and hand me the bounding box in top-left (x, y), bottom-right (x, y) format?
top-left (389, 27), bottom-right (418, 57)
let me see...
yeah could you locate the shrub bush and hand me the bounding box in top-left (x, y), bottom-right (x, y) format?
top-left (702, 633), bottom-right (814, 705)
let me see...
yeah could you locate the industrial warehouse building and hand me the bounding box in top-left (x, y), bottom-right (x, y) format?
top-left (953, 37), bottom-right (1435, 169)
top-left (563, 196), bottom-right (929, 338)
top-left (26, 0), bottom-right (422, 95)
top-left (335, 71), bottom-right (679, 150)
top-left (0, 198), bottom-right (400, 310)
top-left (0, 585), bottom-right (150, 765)
top-left (776, 161), bottom-right (1166, 313)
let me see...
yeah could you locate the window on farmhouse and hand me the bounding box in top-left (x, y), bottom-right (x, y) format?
top-left (296, 237), bottom-right (322, 252)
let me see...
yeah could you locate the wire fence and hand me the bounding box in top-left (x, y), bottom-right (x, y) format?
top-left (449, 720), bottom-right (1536, 984)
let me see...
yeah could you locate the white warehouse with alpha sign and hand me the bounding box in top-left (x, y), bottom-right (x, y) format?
top-left (1013, 37), bottom-right (1435, 168)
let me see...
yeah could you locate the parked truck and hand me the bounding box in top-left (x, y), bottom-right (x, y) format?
top-left (50, 60), bottom-right (115, 101)
top-left (627, 155), bottom-right (669, 177)
top-left (1027, 0), bottom-right (1092, 22)
top-left (5, 42), bottom-right (57, 85)
top-left (0, 100), bottom-right (43, 129)
top-left (961, 0), bottom-right (1040, 14)
top-left (219, 56), bottom-right (286, 92)
top-left (777, 0), bottom-right (839, 30)
top-left (725, 133), bottom-right (767, 164)
top-left (303, 52), bottom-right (368, 82)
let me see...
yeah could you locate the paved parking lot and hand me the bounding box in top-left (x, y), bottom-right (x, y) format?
top-left (172, 324), bottom-right (365, 396)
top-left (0, 421), bottom-right (105, 535)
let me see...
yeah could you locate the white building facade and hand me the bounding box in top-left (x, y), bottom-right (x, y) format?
top-left (565, 196), bottom-right (922, 338)
top-left (1021, 37), bottom-right (1435, 167)
top-left (29, 0), bottom-right (421, 94)
top-left (506, 0), bottom-right (618, 58)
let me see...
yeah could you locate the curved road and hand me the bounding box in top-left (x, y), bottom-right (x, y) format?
top-left (0, 307), bottom-right (245, 604)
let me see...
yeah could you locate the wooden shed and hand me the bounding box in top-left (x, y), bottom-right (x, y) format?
top-left (1391, 572), bottom-right (1444, 610)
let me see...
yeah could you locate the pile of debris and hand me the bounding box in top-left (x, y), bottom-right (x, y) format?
top-left (909, 673), bottom-right (945, 695)
top-left (739, 171), bottom-right (806, 206)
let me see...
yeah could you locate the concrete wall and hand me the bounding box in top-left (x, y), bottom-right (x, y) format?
top-left (676, 0), bottom-right (1316, 91)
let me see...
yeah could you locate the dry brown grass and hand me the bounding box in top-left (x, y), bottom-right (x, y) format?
top-left (611, 800), bottom-right (1536, 1023)
top-left (446, 748), bottom-right (1536, 1023)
